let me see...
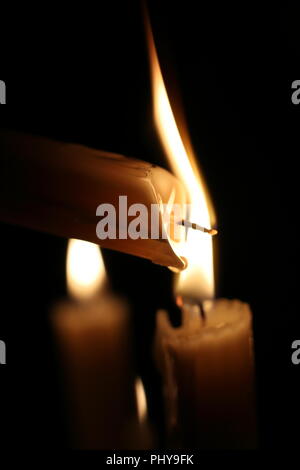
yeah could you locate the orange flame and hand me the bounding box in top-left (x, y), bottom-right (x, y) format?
top-left (146, 17), bottom-right (215, 300)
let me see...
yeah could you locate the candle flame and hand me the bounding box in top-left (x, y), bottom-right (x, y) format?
top-left (66, 239), bottom-right (106, 300)
top-left (146, 18), bottom-right (215, 300)
top-left (135, 377), bottom-right (147, 423)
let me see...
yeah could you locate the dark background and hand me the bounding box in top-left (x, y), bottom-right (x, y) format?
top-left (0, 0), bottom-right (299, 454)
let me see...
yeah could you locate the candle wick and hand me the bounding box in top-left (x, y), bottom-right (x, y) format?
top-left (179, 220), bottom-right (218, 236)
top-left (199, 302), bottom-right (206, 323)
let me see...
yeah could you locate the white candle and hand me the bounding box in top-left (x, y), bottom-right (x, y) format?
top-left (155, 300), bottom-right (256, 448)
top-left (53, 239), bottom-right (135, 449)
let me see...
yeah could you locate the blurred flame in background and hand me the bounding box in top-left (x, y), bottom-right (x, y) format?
top-left (66, 239), bottom-right (105, 300)
top-left (135, 377), bottom-right (148, 423)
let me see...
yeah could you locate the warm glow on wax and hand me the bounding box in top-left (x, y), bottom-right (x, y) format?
top-left (66, 239), bottom-right (106, 300)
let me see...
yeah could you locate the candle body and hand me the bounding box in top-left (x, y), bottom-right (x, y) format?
top-left (155, 299), bottom-right (257, 449)
top-left (0, 130), bottom-right (187, 270)
top-left (53, 296), bottom-right (136, 449)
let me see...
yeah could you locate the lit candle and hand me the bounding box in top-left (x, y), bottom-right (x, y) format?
top-left (53, 239), bottom-right (135, 449)
top-left (147, 19), bottom-right (257, 449)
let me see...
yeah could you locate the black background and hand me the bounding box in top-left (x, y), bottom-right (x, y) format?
top-left (0, 0), bottom-right (299, 455)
